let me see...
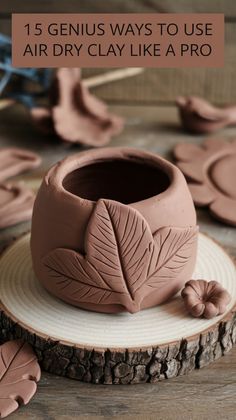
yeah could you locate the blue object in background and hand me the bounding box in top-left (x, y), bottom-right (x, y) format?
top-left (0, 33), bottom-right (52, 108)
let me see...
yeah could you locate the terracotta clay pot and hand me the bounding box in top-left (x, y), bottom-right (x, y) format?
top-left (31, 148), bottom-right (198, 314)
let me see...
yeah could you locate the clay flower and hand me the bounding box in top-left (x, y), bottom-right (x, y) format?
top-left (174, 138), bottom-right (236, 226)
top-left (181, 279), bottom-right (231, 319)
top-left (176, 96), bottom-right (236, 134)
top-left (31, 68), bottom-right (124, 147)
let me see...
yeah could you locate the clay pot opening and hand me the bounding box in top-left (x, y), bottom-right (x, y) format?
top-left (62, 158), bottom-right (171, 204)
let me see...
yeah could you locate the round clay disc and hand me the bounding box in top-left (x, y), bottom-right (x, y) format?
top-left (174, 139), bottom-right (236, 226)
top-left (0, 232), bottom-right (235, 348)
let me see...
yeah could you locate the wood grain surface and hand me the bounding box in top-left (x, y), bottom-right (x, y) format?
top-left (0, 102), bottom-right (236, 419)
top-left (1, 232), bottom-right (236, 387)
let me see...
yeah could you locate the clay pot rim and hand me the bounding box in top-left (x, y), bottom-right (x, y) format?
top-left (45, 147), bottom-right (182, 207)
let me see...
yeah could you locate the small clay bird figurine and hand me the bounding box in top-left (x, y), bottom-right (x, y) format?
top-left (176, 96), bottom-right (236, 134)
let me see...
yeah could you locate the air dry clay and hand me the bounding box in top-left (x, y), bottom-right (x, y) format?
top-left (31, 148), bottom-right (198, 314)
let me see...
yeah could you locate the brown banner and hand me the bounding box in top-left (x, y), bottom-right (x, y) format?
top-left (12, 13), bottom-right (224, 68)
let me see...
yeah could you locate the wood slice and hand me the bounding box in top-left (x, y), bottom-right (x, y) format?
top-left (0, 233), bottom-right (236, 384)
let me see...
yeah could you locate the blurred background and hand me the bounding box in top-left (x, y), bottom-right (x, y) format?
top-left (0, 0), bottom-right (235, 105)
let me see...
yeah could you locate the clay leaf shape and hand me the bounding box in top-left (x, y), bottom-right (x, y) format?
top-left (147, 226), bottom-right (198, 287)
top-left (43, 199), bottom-right (198, 313)
top-left (44, 199), bottom-right (153, 313)
top-left (0, 340), bottom-right (41, 418)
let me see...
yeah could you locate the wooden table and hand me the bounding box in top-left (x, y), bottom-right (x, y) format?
top-left (1, 103), bottom-right (236, 420)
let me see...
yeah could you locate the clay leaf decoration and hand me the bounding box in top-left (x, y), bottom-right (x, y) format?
top-left (0, 340), bottom-right (41, 419)
top-left (146, 226), bottom-right (198, 288)
top-left (43, 199), bottom-right (153, 313)
top-left (43, 199), bottom-right (198, 313)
